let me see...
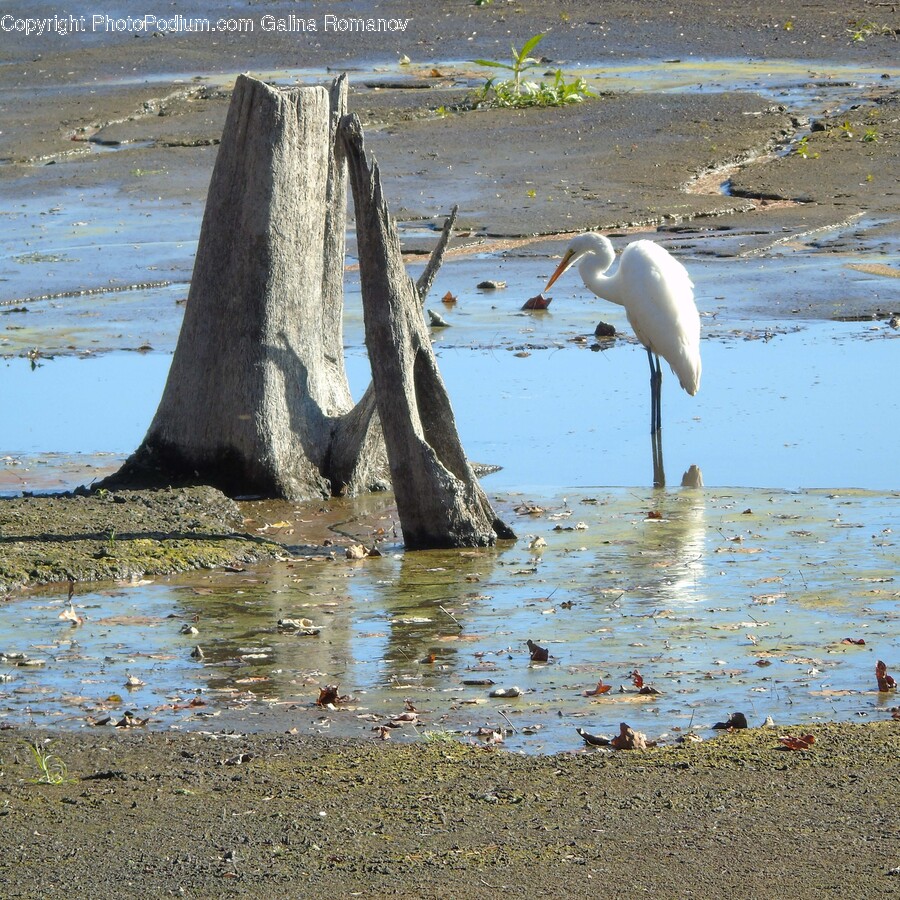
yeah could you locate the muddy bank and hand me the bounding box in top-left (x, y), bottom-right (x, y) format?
top-left (0, 487), bottom-right (284, 593)
top-left (1, 1), bottom-right (898, 241)
top-left (0, 722), bottom-right (898, 898)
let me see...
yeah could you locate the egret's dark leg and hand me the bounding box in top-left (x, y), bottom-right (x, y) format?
top-left (647, 349), bottom-right (663, 434)
top-left (651, 427), bottom-right (666, 487)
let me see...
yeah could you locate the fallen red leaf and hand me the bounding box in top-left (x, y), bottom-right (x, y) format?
top-left (841, 638), bottom-right (866, 646)
top-left (876, 660), bottom-right (896, 692)
top-left (779, 733), bottom-right (815, 751)
top-left (584, 680), bottom-right (612, 697)
top-left (521, 294), bottom-right (552, 311)
top-left (631, 669), bottom-right (644, 690)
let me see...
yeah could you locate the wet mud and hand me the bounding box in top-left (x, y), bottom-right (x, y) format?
top-left (0, 486), bottom-right (284, 593)
top-left (0, 722), bottom-right (898, 898)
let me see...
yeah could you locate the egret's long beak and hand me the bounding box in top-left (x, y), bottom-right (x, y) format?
top-left (544, 249), bottom-right (576, 291)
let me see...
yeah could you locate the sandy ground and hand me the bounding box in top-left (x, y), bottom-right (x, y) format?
top-left (1, 2), bottom-right (899, 896)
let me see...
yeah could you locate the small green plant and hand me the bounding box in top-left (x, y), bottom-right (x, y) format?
top-left (28, 742), bottom-right (74, 785)
top-left (862, 126), bottom-right (879, 143)
top-left (794, 135), bottom-right (819, 159)
top-left (847, 19), bottom-right (894, 41)
top-left (106, 526), bottom-right (117, 552)
top-left (472, 33), bottom-right (594, 109)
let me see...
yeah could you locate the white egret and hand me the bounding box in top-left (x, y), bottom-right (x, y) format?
top-left (545, 233), bottom-right (701, 435)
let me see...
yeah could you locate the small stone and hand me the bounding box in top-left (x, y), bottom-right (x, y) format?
top-left (490, 686), bottom-right (522, 698)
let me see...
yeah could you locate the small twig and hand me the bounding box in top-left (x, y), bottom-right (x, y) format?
top-left (416, 205), bottom-right (459, 304)
top-left (497, 708), bottom-right (518, 734)
top-left (438, 605), bottom-right (463, 630)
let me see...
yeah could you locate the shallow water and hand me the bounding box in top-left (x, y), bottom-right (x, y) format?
top-left (1, 486), bottom-right (897, 752)
top-left (1, 55), bottom-right (898, 749)
top-left (3, 309), bottom-right (898, 493)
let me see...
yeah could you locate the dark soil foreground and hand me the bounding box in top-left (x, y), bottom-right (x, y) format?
top-left (1, 722), bottom-right (899, 899)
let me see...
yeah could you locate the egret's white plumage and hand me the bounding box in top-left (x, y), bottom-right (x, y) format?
top-left (545, 233), bottom-right (701, 432)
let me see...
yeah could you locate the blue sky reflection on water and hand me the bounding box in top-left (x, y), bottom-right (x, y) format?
top-left (1, 319), bottom-right (897, 492)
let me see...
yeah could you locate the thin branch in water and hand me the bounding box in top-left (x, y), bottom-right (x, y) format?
top-left (416, 205), bottom-right (459, 305)
top-left (439, 604), bottom-right (463, 630)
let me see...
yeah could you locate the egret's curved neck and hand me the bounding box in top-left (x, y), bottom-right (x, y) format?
top-left (579, 255), bottom-right (624, 305)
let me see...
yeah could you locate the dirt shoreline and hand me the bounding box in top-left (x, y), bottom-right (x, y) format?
top-left (2, 2), bottom-right (899, 896)
top-left (1, 722), bottom-right (899, 898)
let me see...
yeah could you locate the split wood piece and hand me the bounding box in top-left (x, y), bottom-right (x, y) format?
top-left (104, 75), bottom-right (386, 499)
top-left (341, 113), bottom-right (515, 549)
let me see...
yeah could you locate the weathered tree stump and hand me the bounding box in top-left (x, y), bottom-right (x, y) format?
top-left (106, 75), bottom-right (386, 499)
top-left (341, 114), bottom-right (514, 549)
top-left (106, 75), bottom-right (512, 549)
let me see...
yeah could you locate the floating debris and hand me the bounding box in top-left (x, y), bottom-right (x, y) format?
top-left (277, 617), bottom-right (320, 636)
top-left (713, 711), bottom-right (748, 730)
top-left (576, 727), bottom-right (611, 747)
top-left (521, 294), bottom-right (551, 311)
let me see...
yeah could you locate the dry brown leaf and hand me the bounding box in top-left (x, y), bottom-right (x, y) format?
top-left (316, 684), bottom-right (350, 707)
top-left (59, 605), bottom-right (84, 626)
top-left (610, 722), bottom-right (648, 751)
top-left (779, 733), bottom-right (815, 751)
top-left (521, 294), bottom-right (552, 310)
top-left (527, 639), bottom-right (549, 663)
top-left (583, 680), bottom-right (612, 697)
top-left (876, 660), bottom-right (896, 692)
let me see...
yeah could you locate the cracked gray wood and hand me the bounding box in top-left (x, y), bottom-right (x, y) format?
top-left (106, 75), bottom-right (385, 499)
top-left (342, 114), bottom-right (514, 548)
